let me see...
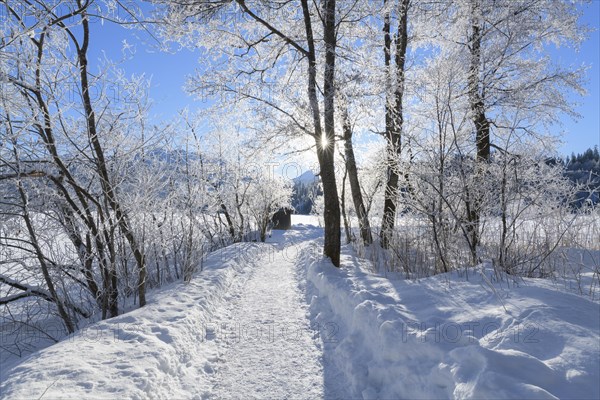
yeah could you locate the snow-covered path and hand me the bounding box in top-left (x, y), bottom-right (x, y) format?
top-left (0, 227), bottom-right (350, 400)
top-left (207, 239), bottom-right (327, 399)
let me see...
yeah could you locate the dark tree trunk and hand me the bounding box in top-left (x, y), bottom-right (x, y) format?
top-left (235, 192), bottom-right (245, 242)
top-left (260, 227), bottom-right (266, 243)
top-left (323, 0), bottom-right (340, 267)
top-left (220, 203), bottom-right (236, 240)
top-left (22, 4), bottom-right (125, 318)
top-left (340, 163), bottom-right (352, 244)
top-left (301, 0), bottom-right (341, 267)
top-left (466, 0), bottom-right (490, 263)
top-left (317, 149), bottom-right (341, 267)
top-left (380, 0), bottom-right (409, 249)
top-left (60, 205), bottom-right (101, 302)
top-left (468, 1), bottom-right (491, 164)
top-left (341, 108), bottom-right (373, 245)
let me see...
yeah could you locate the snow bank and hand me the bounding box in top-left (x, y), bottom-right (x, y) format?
top-left (0, 242), bottom-right (269, 399)
top-left (301, 242), bottom-right (600, 399)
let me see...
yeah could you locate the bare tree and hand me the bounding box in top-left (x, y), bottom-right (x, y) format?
top-left (0, 0), bottom-right (151, 318)
top-left (380, 0), bottom-right (410, 248)
top-left (339, 99), bottom-right (373, 245)
top-left (456, 0), bottom-right (585, 262)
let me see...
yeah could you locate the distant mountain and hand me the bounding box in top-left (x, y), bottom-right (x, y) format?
top-left (291, 170), bottom-right (321, 215)
top-left (293, 170), bottom-right (318, 185)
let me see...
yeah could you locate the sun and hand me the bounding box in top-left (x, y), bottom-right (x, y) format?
top-left (320, 134), bottom-right (330, 150)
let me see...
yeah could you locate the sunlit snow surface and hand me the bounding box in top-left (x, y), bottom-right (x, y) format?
top-left (1, 215), bottom-right (598, 399)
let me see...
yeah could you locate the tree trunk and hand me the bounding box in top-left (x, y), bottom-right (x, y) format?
top-left (468, 0), bottom-right (491, 163)
top-left (60, 205), bottom-right (100, 302)
top-left (323, 0), bottom-right (341, 267)
top-left (220, 203), bottom-right (236, 240)
top-left (318, 149), bottom-right (341, 267)
top-left (302, 0), bottom-right (341, 267)
top-left (233, 0), bottom-right (341, 266)
top-left (28, 25), bottom-right (116, 315)
top-left (235, 192), bottom-right (245, 242)
top-left (259, 213), bottom-right (268, 242)
top-left (466, 0), bottom-right (490, 263)
top-left (380, 0), bottom-right (409, 249)
top-left (341, 108), bottom-right (373, 245)
top-left (340, 163), bottom-right (352, 244)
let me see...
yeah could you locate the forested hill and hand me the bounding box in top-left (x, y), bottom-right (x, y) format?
top-left (291, 170), bottom-right (321, 215)
top-left (563, 146), bottom-right (600, 207)
top-left (564, 146), bottom-right (600, 186)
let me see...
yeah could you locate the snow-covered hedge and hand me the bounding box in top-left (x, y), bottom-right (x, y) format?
top-left (302, 242), bottom-right (600, 399)
top-left (0, 242), bottom-right (267, 399)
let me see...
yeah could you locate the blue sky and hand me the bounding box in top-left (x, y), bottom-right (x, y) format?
top-left (88, 18), bottom-right (199, 120)
top-left (553, 0), bottom-right (600, 156)
top-left (88, 1), bottom-right (600, 157)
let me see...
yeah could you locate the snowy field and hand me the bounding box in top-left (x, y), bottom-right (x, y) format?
top-left (0, 217), bottom-right (599, 399)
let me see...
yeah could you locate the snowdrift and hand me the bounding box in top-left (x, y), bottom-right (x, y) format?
top-left (0, 242), bottom-right (267, 399)
top-left (302, 242), bottom-right (600, 399)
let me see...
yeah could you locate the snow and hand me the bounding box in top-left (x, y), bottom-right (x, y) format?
top-left (1, 222), bottom-right (599, 399)
top-left (207, 236), bottom-right (336, 399)
top-left (302, 240), bottom-right (600, 399)
top-left (0, 228), bottom-right (348, 399)
top-left (1, 242), bottom-right (263, 399)
top-left (291, 214), bottom-right (322, 227)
